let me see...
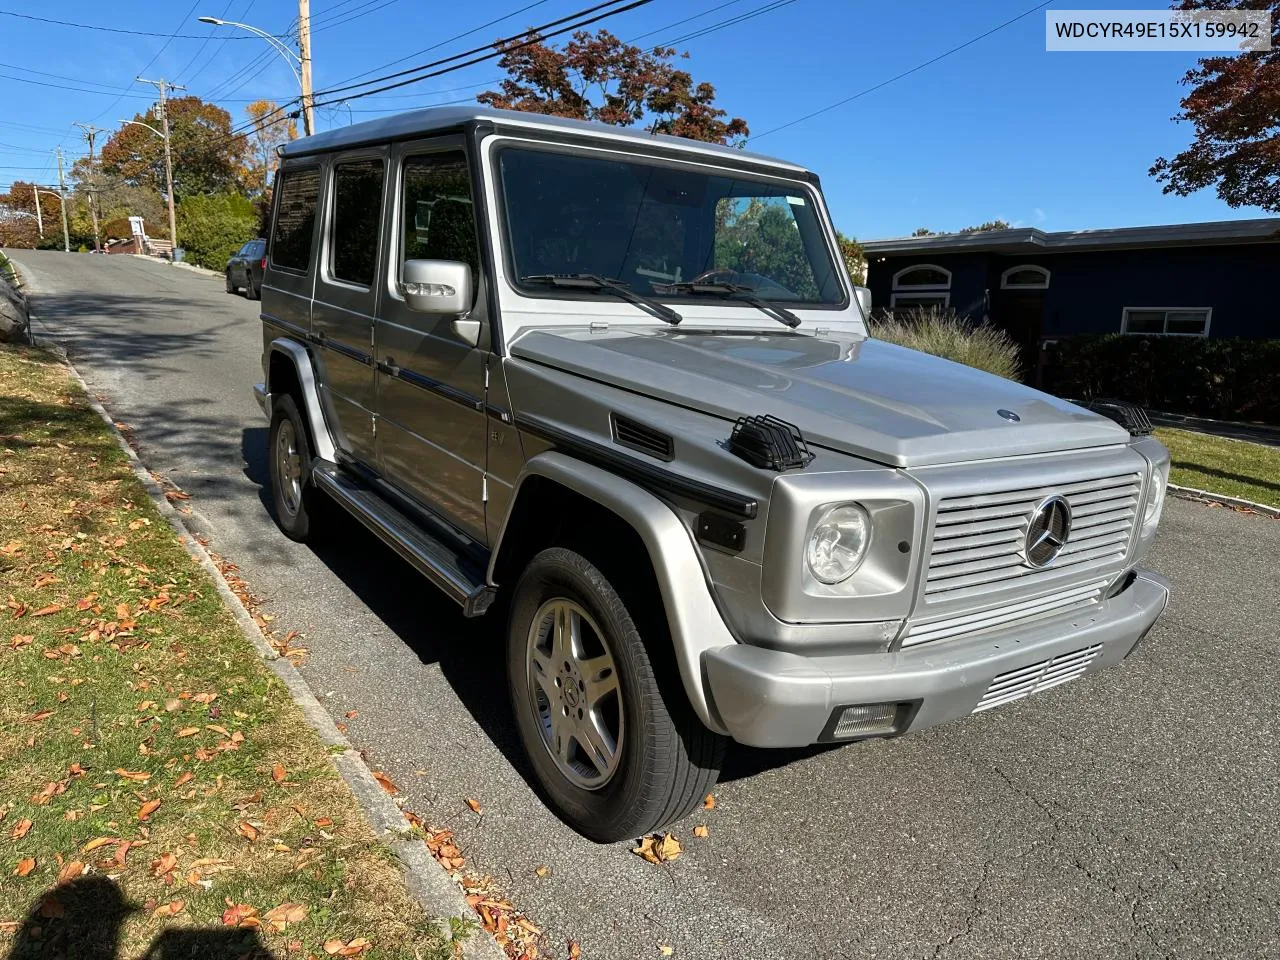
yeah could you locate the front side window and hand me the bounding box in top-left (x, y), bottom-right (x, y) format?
top-left (330, 158), bottom-right (385, 287)
top-left (498, 146), bottom-right (844, 305)
top-left (401, 152), bottom-right (478, 280)
top-left (271, 168), bottom-right (320, 272)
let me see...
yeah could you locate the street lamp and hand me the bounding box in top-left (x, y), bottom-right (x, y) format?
top-left (198, 16), bottom-right (314, 135)
top-left (33, 187), bottom-right (69, 253)
top-left (119, 119), bottom-right (179, 258)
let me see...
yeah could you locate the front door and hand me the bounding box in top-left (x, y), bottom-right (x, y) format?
top-left (312, 150), bottom-right (388, 467)
top-left (374, 138), bottom-right (489, 542)
top-left (993, 290), bottom-right (1045, 378)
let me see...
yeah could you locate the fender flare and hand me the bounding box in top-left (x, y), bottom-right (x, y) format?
top-left (266, 338), bottom-right (337, 462)
top-left (490, 451), bottom-right (734, 734)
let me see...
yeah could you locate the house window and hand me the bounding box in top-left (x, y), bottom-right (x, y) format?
top-left (1121, 307), bottom-right (1211, 336)
top-left (891, 263), bottom-right (951, 311)
top-left (1001, 265), bottom-right (1050, 289)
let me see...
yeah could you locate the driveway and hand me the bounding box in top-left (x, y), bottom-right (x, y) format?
top-left (8, 249), bottom-right (1280, 960)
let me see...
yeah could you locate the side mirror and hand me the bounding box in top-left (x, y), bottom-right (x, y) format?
top-left (854, 286), bottom-right (872, 317)
top-left (402, 259), bottom-right (473, 316)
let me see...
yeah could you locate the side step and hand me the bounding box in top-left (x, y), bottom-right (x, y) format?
top-left (311, 460), bottom-right (496, 617)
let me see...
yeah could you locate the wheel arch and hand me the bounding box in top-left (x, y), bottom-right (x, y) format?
top-left (490, 451), bottom-right (734, 734)
top-left (265, 338), bottom-right (336, 461)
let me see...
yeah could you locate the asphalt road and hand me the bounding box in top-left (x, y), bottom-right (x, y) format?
top-left (9, 249), bottom-right (1280, 960)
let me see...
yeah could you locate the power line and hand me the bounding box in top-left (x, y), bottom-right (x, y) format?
top-left (748, 0), bottom-right (1054, 142)
top-left (0, 70), bottom-right (155, 99)
top-left (663, 0), bottom-right (800, 46)
top-left (0, 8), bottom-right (254, 38)
top-left (90, 0), bottom-right (203, 125)
top-left (627, 0), bottom-right (747, 44)
top-left (312, 0), bottom-right (653, 104)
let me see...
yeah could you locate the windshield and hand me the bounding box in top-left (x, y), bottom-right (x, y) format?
top-left (497, 146), bottom-right (845, 305)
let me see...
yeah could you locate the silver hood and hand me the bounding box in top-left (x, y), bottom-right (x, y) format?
top-left (509, 327), bottom-right (1130, 467)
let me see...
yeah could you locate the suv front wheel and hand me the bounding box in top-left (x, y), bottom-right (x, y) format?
top-left (507, 547), bottom-right (725, 842)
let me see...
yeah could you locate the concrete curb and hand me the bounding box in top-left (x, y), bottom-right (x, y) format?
top-left (128, 254), bottom-right (224, 280)
top-left (41, 340), bottom-right (505, 960)
top-left (1168, 482), bottom-right (1280, 518)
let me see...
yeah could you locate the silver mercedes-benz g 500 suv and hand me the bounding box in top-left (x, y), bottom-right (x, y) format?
top-left (255, 106), bottom-right (1171, 842)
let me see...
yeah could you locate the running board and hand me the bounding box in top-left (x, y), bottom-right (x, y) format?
top-left (311, 460), bottom-right (496, 617)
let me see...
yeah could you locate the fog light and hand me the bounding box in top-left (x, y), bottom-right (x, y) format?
top-left (830, 702), bottom-right (901, 739)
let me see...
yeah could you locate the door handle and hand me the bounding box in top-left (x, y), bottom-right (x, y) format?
top-left (383, 357), bottom-right (401, 377)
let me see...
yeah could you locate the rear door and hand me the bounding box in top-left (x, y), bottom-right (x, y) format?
top-left (312, 149), bottom-right (389, 467)
top-left (374, 138), bottom-right (488, 541)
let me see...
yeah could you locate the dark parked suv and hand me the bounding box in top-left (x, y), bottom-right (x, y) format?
top-left (226, 238), bottom-right (266, 300)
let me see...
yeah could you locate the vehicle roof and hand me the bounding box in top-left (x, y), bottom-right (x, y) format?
top-left (280, 105), bottom-right (808, 174)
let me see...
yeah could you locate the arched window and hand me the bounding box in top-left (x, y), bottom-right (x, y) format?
top-left (1000, 265), bottom-right (1050, 289)
top-left (891, 263), bottom-right (951, 310)
top-left (892, 264), bottom-right (951, 290)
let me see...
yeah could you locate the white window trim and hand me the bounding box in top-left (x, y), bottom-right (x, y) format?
top-left (1120, 306), bottom-right (1212, 337)
top-left (891, 292), bottom-right (950, 309)
top-left (892, 263), bottom-right (951, 292)
top-left (1000, 264), bottom-right (1050, 289)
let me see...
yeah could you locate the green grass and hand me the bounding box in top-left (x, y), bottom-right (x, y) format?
top-left (0, 345), bottom-right (452, 959)
top-left (1155, 427), bottom-right (1280, 509)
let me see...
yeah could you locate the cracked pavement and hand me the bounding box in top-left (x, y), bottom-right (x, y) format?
top-left (10, 249), bottom-right (1280, 959)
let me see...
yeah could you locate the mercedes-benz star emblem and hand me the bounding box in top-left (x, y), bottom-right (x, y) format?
top-left (1024, 495), bottom-right (1072, 568)
top-left (997, 409), bottom-right (1021, 422)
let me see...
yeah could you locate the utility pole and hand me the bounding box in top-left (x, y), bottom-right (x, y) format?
top-left (31, 183), bottom-right (42, 238)
top-left (298, 0), bottom-right (315, 137)
top-left (74, 122), bottom-right (107, 252)
top-left (137, 77), bottom-right (185, 257)
top-left (55, 148), bottom-right (71, 253)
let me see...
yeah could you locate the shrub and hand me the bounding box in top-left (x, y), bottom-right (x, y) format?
top-left (1044, 334), bottom-right (1280, 424)
top-left (176, 193), bottom-right (258, 271)
top-left (868, 307), bottom-right (1022, 380)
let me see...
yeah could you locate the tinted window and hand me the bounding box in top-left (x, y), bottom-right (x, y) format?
top-left (271, 169), bottom-right (320, 272)
top-left (401, 152), bottom-right (478, 280)
top-left (331, 158), bottom-right (385, 286)
top-left (236, 242), bottom-right (254, 257)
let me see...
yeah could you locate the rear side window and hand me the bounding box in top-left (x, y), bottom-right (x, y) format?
top-left (271, 168), bottom-right (320, 272)
top-left (330, 158), bottom-right (385, 287)
top-left (401, 152), bottom-right (478, 279)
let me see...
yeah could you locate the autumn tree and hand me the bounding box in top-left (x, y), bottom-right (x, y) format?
top-left (243, 100), bottom-right (298, 195)
top-left (0, 182), bottom-right (69, 248)
top-left (478, 29), bottom-right (748, 144)
top-left (100, 96), bottom-right (248, 199)
top-left (1149, 1), bottom-right (1280, 210)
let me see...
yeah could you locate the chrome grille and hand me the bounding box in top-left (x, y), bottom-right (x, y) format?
top-left (903, 579), bottom-right (1107, 647)
top-left (926, 471), bottom-right (1140, 604)
top-left (973, 644), bottom-right (1103, 713)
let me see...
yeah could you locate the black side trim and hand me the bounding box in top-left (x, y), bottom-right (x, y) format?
top-left (263, 313), bottom-right (309, 341)
top-left (516, 414), bottom-right (758, 520)
top-left (324, 338), bottom-right (373, 365)
top-left (393, 367), bottom-right (485, 411)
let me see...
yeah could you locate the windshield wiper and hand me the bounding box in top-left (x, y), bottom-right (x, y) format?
top-left (666, 281), bottom-right (802, 329)
top-left (520, 273), bottom-right (682, 326)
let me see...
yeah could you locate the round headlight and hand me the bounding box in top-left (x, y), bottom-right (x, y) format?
top-left (1142, 464), bottom-right (1168, 535)
top-left (805, 504), bottom-right (871, 584)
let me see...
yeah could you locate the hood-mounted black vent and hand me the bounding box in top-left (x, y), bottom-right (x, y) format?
top-left (1082, 398), bottom-right (1153, 437)
top-left (728, 415), bottom-right (815, 471)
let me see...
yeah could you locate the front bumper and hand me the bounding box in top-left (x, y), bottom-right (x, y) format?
top-left (704, 568), bottom-right (1170, 747)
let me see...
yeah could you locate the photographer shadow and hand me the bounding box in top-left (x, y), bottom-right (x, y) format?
top-left (6, 876), bottom-right (272, 960)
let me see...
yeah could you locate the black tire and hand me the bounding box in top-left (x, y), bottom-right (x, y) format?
top-left (246, 280), bottom-right (260, 301)
top-left (225, 270), bottom-right (235, 294)
top-left (267, 394), bottom-right (323, 542)
top-left (507, 547), bottom-right (725, 842)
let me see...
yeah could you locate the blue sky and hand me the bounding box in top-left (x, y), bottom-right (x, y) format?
top-left (0, 0), bottom-right (1270, 239)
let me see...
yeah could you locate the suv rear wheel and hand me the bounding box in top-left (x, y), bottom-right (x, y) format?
top-left (507, 547), bottom-right (725, 842)
top-left (268, 394), bottom-right (323, 542)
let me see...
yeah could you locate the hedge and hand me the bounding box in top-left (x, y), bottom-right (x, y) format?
top-left (176, 192), bottom-right (259, 271)
top-left (1043, 334), bottom-right (1280, 424)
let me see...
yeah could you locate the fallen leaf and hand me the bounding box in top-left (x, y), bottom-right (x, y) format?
top-left (56, 861), bottom-right (84, 884)
top-left (152, 900), bottom-right (184, 918)
top-left (10, 819), bottom-right (33, 840)
top-left (151, 852), bottom-right (178, 877)
top-left (271, 763), bottom-right (286, 783)
top-left (535, 865), bottom-right (550, 878)
top-left (32, 604), bottom-right (64, 617)
top-left (26, 710), bottom-right (54, 723)
top-left (324, 938), bottom-right (371, 957)
top-left (569, 941), bottom-right (582, 959)
top-left (8, 635), bottom-right (32, 650)
top-left (659, 946), bottom-right (674, 957)
top-left (137, 799), bottom-right (162, 821)
top-left (692, 825), bottom-right (709, 839)
top-left (702, 794), bottom-right (716, 810)
top-left (82, 837), bottom-right (117, 854)
top-left (14, 857), bottom-right (35, 877)
top-left (372, 771), bottom-right (398, 795)
top-left (175, 727), bottom-right (200, 738)
top-left (344, 710), bottom-right (358, 719)
top-left (632, 832), bottom-right (682, 865)
top-left (237, 822), bottom-right (260, 842)
top-left (263, 902), bottom-right (307, 931)
top-left (464, 797), bottom-right (482, 815)
top-left (313, 817), bottom-right (333, 828)
top-left (116, 769), bottom-right (151, 782)
top-left (222, 902), bottom-right (259, 927)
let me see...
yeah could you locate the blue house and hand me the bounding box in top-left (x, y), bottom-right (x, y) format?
top-left (862, 218), bottom-right (1280, 360)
